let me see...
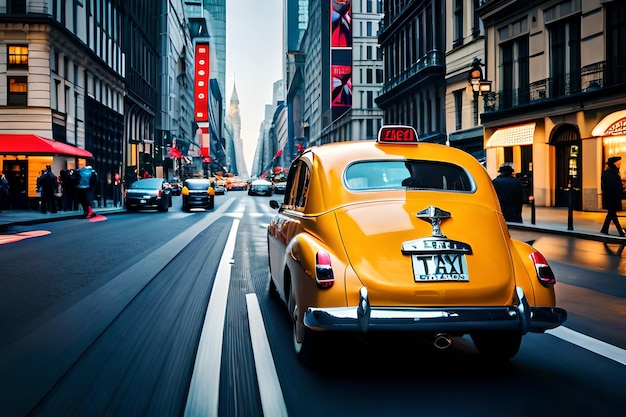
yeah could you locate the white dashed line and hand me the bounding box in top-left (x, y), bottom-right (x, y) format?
top-left (547, 326), bottom-right (626, 366)
top-left (246, 293), bottom-right (289, 417)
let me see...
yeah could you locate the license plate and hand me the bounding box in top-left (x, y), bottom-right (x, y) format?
top-left (412, 254), bottom-right (469, 282)
top-left (140, 199), bottom-right (147, 203)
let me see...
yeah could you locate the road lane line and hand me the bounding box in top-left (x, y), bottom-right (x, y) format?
top-left (547, 326), bottom-right (626, 366)
top-left (246, 293), bottom-right (289, 417)
top-left (184, 219), bottom-right (240, 417)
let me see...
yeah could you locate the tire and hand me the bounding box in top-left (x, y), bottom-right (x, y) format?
top-left (293, 321), bottom-right (324, 367)
top-left (471, 331), bottom-right (523, 360)
top-left (268, 275), bottom-right (279, 300)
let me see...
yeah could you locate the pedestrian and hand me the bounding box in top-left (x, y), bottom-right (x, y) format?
top-left (39, 165), bottom-right (58, 214)
top-left (600, 155), bottom-right (625, 236)
top-left (0, 171), bottom-right (9, 212)
top-left (77, 163), bottom-right (97, 218)
top-left (492, 163), bottom-right (524, 223)
top-left (113, 171), bottom-right (122, 207)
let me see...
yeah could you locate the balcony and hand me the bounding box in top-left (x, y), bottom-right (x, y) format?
top-left (482, 61), bottom-right (626, 115)
top-left (380, 50), bottom-right (445, 96)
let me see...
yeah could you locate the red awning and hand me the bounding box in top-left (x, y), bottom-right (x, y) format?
top-left (0, 134), bottom-right (93, 158)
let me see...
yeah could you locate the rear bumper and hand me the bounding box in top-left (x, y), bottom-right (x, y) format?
top-left (303, 286), bottom-right (567, 335)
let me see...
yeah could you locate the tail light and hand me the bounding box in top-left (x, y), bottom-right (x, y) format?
top-left (315, 251), bottom-right (334, 289)
top-left (157, 189), bottom-right (163, 198)
top-left (529, 252), bottom-right (556, 287)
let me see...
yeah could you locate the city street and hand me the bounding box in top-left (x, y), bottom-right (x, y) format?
top-left (0, 195), bottom-right (624, 417)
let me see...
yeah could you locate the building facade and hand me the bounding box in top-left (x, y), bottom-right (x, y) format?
top-left (479, 0), bottom-right (626, 210)
top-left (0, 0), bottom-right (125, 209)
top-left (376, 0), bottom-right (447, 144)
top-left (444, 0), bottom-right (486, 162)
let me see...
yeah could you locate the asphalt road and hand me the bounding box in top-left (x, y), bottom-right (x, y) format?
top-left (0, 194), bottom-right (624, 417)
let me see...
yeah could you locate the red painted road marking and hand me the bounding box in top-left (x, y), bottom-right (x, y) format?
top-left (89, 214), bottom-right (107, 222)
top-left (0, 230), bottom-right (52, 245)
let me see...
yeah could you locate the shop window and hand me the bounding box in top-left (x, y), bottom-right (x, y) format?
top-left (8, 45), bottom-right (28, 69)
top-left (8, 76), bottom-right (28, 106)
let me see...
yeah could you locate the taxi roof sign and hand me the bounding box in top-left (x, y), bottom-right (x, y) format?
top-left (377, 125), bottom-right (418, 143)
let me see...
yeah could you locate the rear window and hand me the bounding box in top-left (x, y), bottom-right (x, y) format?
top-left (185, 181), bottom-right (212, 190)
top-left (344, 160), bottom-right (474, 192)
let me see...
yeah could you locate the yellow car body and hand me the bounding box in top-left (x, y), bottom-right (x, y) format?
top-left (267, 126), bottom-right (566, 364)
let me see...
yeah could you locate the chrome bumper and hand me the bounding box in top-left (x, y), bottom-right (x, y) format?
top-left (303, 287), bottom-right (567, 335)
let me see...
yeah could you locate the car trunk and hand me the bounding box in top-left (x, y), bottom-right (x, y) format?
top-left (334, 199), bottom-right (516, 307)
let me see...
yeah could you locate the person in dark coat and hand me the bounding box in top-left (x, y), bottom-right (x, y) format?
top-left (39, 165), bottom-right (58, 214)
top-left (600, 156), bottom-right (625, 236)
top-left (492, 163), bottom-right (524, 223)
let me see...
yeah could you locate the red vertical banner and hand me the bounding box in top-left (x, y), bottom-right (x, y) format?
top-left (194, 43), bottom-right (210, 122)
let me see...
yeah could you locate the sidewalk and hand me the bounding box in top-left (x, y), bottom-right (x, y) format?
top-left (0, 205), bottom-right (125, 231)
top-left (1, 203), bottom-right (626, 243)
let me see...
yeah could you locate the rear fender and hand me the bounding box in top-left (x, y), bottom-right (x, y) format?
top-left (286, 233), bottom-right (349, 321)
top-left (510, 239), bottom-right (557, 307)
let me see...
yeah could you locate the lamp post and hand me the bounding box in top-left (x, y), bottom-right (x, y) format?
top-left (468, 58), bottom-right (493, 124)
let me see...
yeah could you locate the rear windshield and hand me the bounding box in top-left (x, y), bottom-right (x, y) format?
top-left (185, 181), bottom-right (212, 190)
top-left (344, 160), bottom-right (474, 192)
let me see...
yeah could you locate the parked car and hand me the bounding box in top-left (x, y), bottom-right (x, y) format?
top-left (267, 125), bottom-right (566, 366)
top-left (168, 178), bottom-right (182, 196)
top-left (181, 178), bottom-right (215, 211)
top-left (125, 178), bottom-right (172, 212)
top-left (248, 179), bottom-right (273, 196)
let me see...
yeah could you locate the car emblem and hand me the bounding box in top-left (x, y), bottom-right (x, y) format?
top-left (416, 206), bottom-right (451, 238)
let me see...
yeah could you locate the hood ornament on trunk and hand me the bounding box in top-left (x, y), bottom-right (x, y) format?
top-left (416, 206), bottom-right (451, 238)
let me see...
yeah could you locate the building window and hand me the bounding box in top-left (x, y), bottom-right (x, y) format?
top-left (367, 0), bottom-right (373, 13)
top-left (606, 1), bottom-right (626, 84)
top-left (8, 45), bottom-right (28, 69)
top-left (8, 0), bottom-right (26, 13)
top-left (549, 17), bottom-right (581, 96)
top-left (376, 68), bottom-right (383, 83)
top-left (366, 91), bottom-right (374, 108)
top-left (454, 90), bottom-right (463, 131)
top-left (367, 68), bottom-right (373, 83)
top-left (453, 0), bottom-right (463, 47)
top-left (367, 21), bottom-right (372, 37)
top-left (8, 76), bottom-right (28, 106)
top-left (367, 45), bottom-right (373, 60)
top-left (500, 36), bottom-right (529, 107)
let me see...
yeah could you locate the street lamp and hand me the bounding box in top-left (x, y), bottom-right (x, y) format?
top-left (468, 58), bottom-right (494, 123)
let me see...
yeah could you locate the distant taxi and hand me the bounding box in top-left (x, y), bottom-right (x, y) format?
top-left (267, 125), bottom-right (566, 365)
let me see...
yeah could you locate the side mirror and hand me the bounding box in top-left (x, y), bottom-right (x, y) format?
top-left (269, 200), bottom-right (280, 209)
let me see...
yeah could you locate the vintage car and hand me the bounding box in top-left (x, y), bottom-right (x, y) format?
top-left (267, 125), bottom-right (566, 365)
top-left (181, 178), bottom-right (215, 211)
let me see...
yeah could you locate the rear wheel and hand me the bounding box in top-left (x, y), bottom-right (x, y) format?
top-left (471, 331), bottom-right (523, 360)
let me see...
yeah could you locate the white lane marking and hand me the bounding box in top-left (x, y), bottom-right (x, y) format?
top-left (547, 326), bottom-right (626, 366)
top-left (184, 219), bottom-right (240, 417)
top-left (246, 293), bottom-right (289, 417)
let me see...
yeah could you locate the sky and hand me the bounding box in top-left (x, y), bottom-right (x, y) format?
top-left (226, 0), bottom-right (283, 174)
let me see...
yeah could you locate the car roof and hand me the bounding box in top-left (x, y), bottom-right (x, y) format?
top-left (297, 140), bottom-right (499, 213)
top-left (251, 179), bottom-right (272, 185)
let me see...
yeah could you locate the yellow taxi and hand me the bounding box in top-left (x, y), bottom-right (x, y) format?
top-left (267, 125), bottom-right (566, 365)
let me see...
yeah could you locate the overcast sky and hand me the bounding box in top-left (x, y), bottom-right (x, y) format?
top-left (226, 0), bottom-right (283, 174)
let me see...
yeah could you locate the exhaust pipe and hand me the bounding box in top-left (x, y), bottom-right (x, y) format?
top-left (433, 333), bottom-right (452, 350)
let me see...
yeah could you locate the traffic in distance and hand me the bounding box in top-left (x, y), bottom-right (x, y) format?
top-left (1, 126), bottom-right (624, 417)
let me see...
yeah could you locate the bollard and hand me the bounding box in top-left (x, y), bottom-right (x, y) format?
top-left (529, 196), bottom-right (536, 225)
top-left (567, 188), bottom-right (574, 230)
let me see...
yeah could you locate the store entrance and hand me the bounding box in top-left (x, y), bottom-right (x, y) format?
top-left (552, 124), bottom-right (581, 209)
top-left (2, 160), bottom-right (28, 209)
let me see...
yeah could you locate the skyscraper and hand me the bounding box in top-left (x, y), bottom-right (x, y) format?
top-left (203, 0), bottom-right (227, 109)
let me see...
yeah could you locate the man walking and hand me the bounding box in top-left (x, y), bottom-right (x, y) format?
top-left (600, 155), bottom-right (625, 236)
top-left (492, 163), bottom-right (524, 223)
top-left (77, 163), bottom-right (97, 218)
